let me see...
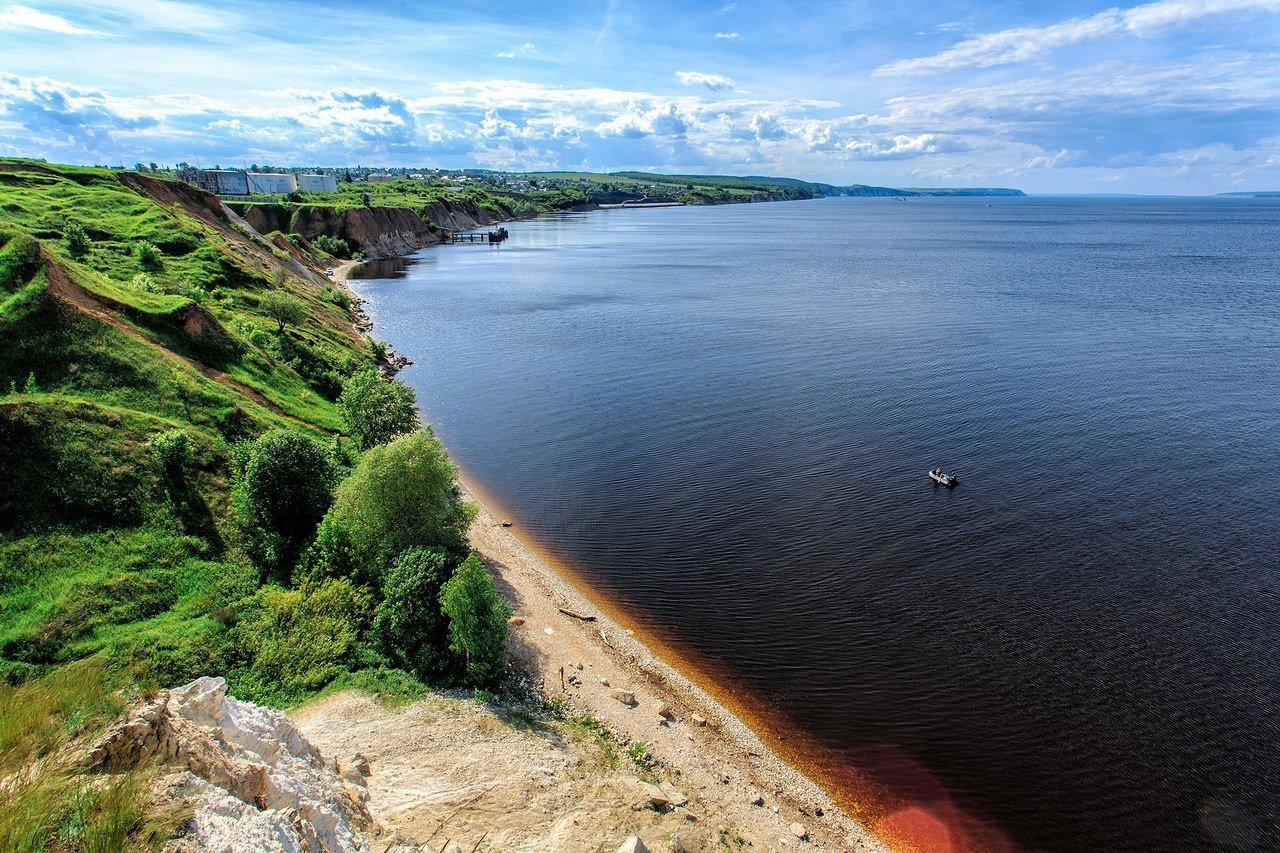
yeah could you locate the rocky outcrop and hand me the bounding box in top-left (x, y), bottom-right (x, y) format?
top-left (88, 676), bottom-right (373, 852)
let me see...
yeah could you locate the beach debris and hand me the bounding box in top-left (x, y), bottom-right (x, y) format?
top-left (628, 778), bottom-right (670, 810)
top-left (508, 616), bottom-right (526, 626)
top-left (500, 520), bottom-right (513, 527)
top-left (558, 607), bottom-right (596, 621)
top-left (750, 792), bottom-right (766, 806)
top-left (610, 687), bottom-right (636, 706)
top-left (616, 835), bottom-right (650, 853)
top-left (598, 629), bottom-right (615, 648)
top-left (599, 677), bottom-right (610, 687)
top-left (567, 660), bottom-right (584, 671)
top-left (690, 713), bottom-right (708, 727)
top-left (791, 822), bottom-right (809, 840)
top-left (651, 700), bottom-right (672, 719)
top-left (544, 627), bottom-right (554, 635)
top-left (718, 773), bottom-right (730, 785)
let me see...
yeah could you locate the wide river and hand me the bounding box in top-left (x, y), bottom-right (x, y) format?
top-left (352, 197), bottom-right (1280, 852)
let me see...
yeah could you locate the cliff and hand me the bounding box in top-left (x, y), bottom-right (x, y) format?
top-left (229, 200), bottom-right (505, 258)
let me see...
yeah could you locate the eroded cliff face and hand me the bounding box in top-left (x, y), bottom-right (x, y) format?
top-left (232, 200), bottom-right (503, 259)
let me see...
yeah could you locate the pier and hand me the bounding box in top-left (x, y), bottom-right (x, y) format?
top-left (447, 227), bottom-right (509, 245)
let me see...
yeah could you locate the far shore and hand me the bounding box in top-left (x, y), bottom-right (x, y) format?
top-left (335, 248), bottom-right (890, 852)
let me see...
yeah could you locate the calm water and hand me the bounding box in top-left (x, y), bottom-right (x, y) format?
top-left (352, 198), bottom-right (1280, 852)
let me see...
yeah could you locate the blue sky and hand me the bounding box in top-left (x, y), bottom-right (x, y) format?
top-left (1, 0), bottom-right (1278, 192)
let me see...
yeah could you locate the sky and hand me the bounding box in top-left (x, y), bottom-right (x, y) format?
top-left (1, 0), bottom-right (1278, 193)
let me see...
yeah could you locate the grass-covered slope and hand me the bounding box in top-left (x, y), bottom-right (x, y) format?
top-left (0, 160), bottom-right (518, 849)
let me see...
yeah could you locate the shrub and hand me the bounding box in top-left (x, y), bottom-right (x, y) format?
top-left (439, 554), bottom-right (510, 689)
top-left (372, 547), bottom-right (458, 681)
top-left (232, 578), bottom-right (372, 703)
top-left (320, 285), bottom-right (351, 311)
top-left (63, 222), bottom-right (89, 256)
top-left (136, 241), bottom-right (162, 270)
top-left (241, 430), bottom-right (334, 560)
top-left (312, 235), bottom-right (350, 259)
top-left (129, 273), bottom-right (161, 293)
top-left (310, 431), bottom-right (475, 584)
top-left (149, 429), bottom-right (190, 473)
top-left (259, 291), bottom-right (306, 332)
top-left (337, 369), bottom-right (417, 451)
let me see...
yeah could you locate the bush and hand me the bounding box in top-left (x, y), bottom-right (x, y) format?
top-left (241, 430), bottom-right (334, 561)
top-left (439, 554), bottom-right (510, 689)
top-left (231, 578), bottom-right (372, 703)
top-left (337, 369), bottom-right (417, 451)
top-left (372, 547), bottom-right (458, 681)
top-left (149, 429), bottom-right (190, 474)
top-left (313, 235), bottom-right (350, 259)
top-left (63, 222), bottom-right (89, 257)
top-left (136, 241), bottom-right (162, 270)
top-left (259, 291), bottom-right (306, 332)
top-left (309, 431), bottom-right (475, 585)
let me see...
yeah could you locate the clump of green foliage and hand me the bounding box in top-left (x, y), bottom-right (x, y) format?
top-left (136, 241), bottom-right (162, 270)
top-left (238, 430), bottom-right (334, 571)
top-left (63, 221), bottom-right (89, 257)
top-left (440, 554), bottom-right (510, 689)
top-left (259, 291), bottom-right (306, 333)
top-left (337, 367), bottom-right (418, 451)
top-left (312, 235), bottom-right (350, 259)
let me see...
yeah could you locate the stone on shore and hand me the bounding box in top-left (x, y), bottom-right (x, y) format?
top-left (791, 821), bottom-right (809, 839)
top-left (610, 687), bottom-right (636, 706)
top-left (616, 836), bottom-right (650, 853)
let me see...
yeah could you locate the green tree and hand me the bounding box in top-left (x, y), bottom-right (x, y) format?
top-left (260, 291), bottom-right (306, 333)
top-left (337, 369), bottom-right (418, 451)
top-left (241, 430), bottom-right (335, 556)
top-left (439, 554), bottom-right (510, 688)
top-left (372, 547), bottom-right (457, 680)
top-left (64, 221), bottom-right (89, 257)
top-left (309, 430), bottom-right (475, 584)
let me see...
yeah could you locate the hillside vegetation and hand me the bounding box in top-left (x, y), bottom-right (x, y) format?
top-left (0, 159), bottom-right (511, 849)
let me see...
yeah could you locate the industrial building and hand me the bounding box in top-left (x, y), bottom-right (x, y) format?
top-left (297, 173), bottom-right (338, 193)
top-left (246, 172), bottom-right (298, 194)
top-left (183, 169), bottom-right (249, 195)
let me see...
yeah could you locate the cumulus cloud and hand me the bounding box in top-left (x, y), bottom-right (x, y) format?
top-left (0, 74), bottom-right (154, 151)
top-left (877, 0), bottom-right (1280, 75)
top-left (0, 4), bottom-right (109, 36)
top-left (749, 112), bottom-right (788, 140)
top-left (676, 71), bottom-right (735, 92)
top-left (595, 101), bottom-right (689, 138)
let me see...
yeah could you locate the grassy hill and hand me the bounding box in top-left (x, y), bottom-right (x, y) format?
top-left (0, 160), bottom-right (516, 848)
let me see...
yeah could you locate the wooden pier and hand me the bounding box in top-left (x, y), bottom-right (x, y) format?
top-left (447, 227), bottom-right (509, 245)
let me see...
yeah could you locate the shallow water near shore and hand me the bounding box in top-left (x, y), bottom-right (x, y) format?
top-left (352, 197), bottom-right (1280, 852)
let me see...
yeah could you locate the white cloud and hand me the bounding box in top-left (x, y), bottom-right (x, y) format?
top-left (494, 51), bottom-right (514, 58)
top-left (0, 4), bottom-right (108, 36)
top-left (877, 0), bottom-right (1280, 75)
top-left (595, 101), bottom-right (689, 138)
top-left (715, 31), bottom-right (740, 39)
top-left (676, 71), bottom-right (734, 92)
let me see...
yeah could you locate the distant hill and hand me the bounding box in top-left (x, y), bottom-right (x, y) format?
top-left (1215, 191), bottom-right (1280, 198)
top-left (820, 184), bottom-right (1027, 198)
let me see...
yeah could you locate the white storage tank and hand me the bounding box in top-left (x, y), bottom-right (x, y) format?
top-left (247, 172), bottom-right (298, 194)
top-left (297, 173), bottom-right (338, 193)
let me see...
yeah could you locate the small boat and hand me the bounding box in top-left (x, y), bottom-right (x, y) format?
top-left (929, 468), bottom-right (958, 487)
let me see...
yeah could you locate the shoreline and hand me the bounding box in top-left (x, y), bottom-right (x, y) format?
top-left (339, 244), bottom-right (892, 851)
